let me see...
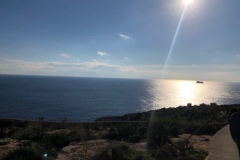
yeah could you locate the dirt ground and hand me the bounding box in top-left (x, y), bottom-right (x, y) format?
top-left (0, 134), bottom-right (211, 160)
top-left (172, 134), bottom-right (212, 152)
top-left (56, 134), bottom-right (212, 160)
top-left (56, 139), bottom-right (147, 160)
top-left (0, 138), bottom-right (20, 158)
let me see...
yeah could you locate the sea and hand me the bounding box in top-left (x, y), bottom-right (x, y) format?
top-left (0, 75), bottom-right (240, 122)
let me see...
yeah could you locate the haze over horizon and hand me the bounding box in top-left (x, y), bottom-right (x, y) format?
top-left (0, 0), bottom-right (240, 82)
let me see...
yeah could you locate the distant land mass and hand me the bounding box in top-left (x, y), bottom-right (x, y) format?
top-left (95, 103), bottom-right (240, 122)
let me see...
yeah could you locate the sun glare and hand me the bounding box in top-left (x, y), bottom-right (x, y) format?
top-left (184, 0), bottom-right (193, 5)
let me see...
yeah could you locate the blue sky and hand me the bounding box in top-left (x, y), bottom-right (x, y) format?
top-left (0, 0), bottom-right (240, 82)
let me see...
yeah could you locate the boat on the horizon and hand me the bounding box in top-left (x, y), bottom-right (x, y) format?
top-left (196, 81), bottom-right (204, 83)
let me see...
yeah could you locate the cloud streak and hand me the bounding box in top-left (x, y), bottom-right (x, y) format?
top-left (0, 57), bottom-right (239, 82)
top-left (59, 53), bottom-right (70, 58)
top-left (119, 34), bottom-right (132, 40)
top-left (0, 57), bottom-right (116, 75)
top-left (97, 52), bottom-right (107, 56)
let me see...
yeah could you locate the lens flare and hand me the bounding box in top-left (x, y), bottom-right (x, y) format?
top-left (184, 0), bottom-right (193, 5)
top-left (149, 0), bottom-right (192, 148)
top-left (161, 5), bottom-right (188, 79)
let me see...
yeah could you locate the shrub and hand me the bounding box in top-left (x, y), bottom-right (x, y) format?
top-left (1, 147), bottom-right (42, 160)
top-left (29, 127), bottom-right (45, 141)
top-left (15, 120), bottom-right (28, 128)
top-left (91, 150), bottom-right (110, 160)
top-left (151, 140), bottom-right (207, 160)
top-left (104, 123), bottom-right (141, 141)
top-left (170, 127), bottom-right (179, 137)
top-left (133, 153), bottom-right (155, 160)
top-left (42, 132), bottom-right (70, 150)
top-left (8, 128), bottom-right (18, 137)
top-left (197, 124), bottom-right (222, 135)
top-left (0, 120), bottom-right (13, 128)
top-left (91, 145), bottom-right (152, 160)
top-left (66, 130), bottom-right (81, 142)
top-left (10, 129), bottom-right (32, 140)
top-left (10, 127), bottom-right (45, 141)
top-left (0, 129), bottom-right (7, 138)
top-left (114, 145), bottom-right (137, 160)
top-left (147, 122), bottom-right (171, 148)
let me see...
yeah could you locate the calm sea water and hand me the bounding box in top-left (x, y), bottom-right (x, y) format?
top-left (0, 75), bottom-right (240, 121)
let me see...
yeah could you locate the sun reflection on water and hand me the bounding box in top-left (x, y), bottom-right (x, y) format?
top-left (177, 81), bottom-right (196, 101)
top-left (143, 80), bottom-right (223, 110)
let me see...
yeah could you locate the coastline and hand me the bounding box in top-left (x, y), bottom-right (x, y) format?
top-left (95, 103), bottom-right (240, 122)
top-left (1, 103), bottom-right (239, 159)
top-left (1, 103), bottom-right (239, 123)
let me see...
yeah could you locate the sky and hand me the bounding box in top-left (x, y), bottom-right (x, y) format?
top-left (0, 0), bottom-right (240, 82)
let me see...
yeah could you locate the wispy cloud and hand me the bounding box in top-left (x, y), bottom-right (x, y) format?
top-left (0, 57), bottom-right (118, 77)
top-left (119, 34), bottom-right (132, 40)
top-left (46, 61), bottom-right (115, 69)
top-left (59, 53), bottom-right (70, 58)
top-left (124, 57), bottom-right (129, 60)
top-left (97, 52), bottom-right (107, 56)
top-left (236, 54), bottom-right (240, 57)
top-left (0, 57), bottom-right (239, 82)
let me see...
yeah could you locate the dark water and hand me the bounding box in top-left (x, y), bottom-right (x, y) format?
top-left (0, 75), bottom-right (240, 121)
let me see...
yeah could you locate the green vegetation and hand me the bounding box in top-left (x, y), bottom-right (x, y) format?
top-left (42, 132), bottom-right (70, 150)
top-left (147, 122), bottom-right (171, 148)
top-left (97, 104), bottom-right (238, 136)
top-left (91, 142), bottom-right (207, 160)
top-left (104, 122), bottom-right (147, 142)
top-left (92, 145), bottom-right (154, 160)
top-left (1, 147), bottom-right (42, 160)
top-left (0, 129), bottom-right (7, 138)
top-left (0, 104), bottom-right (239, 159)
top-left (150, 140), bottom-right (207, 160)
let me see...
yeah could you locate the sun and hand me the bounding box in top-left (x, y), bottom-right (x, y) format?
top-left (184, 0), bottom-right (193, 5)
